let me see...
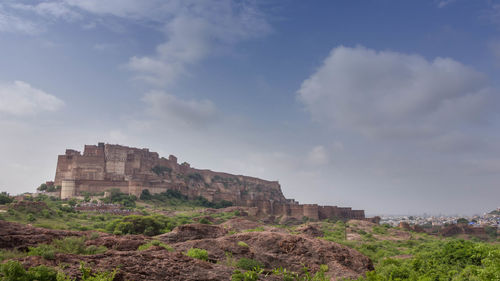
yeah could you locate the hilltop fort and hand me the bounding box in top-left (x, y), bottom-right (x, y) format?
top-left (54, 142), bottom-right (365, 221)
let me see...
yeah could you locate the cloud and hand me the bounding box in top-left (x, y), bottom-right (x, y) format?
top-left (436, 0), bottom-right (456, 8)
top-left (142, 91), bottom-right (217, 128)
top-left (0, 81), bottom-right (64, 116)
top-left (127, 0), bottom-right (271, 85)
top-left (297, 46), bottom-right (496, 139)
top-left (12, 2), bottom-right (82, 22)
top-left (0, 6), bottom-right (40, 34)
top-left (306, 145), bottom-right (330, 166)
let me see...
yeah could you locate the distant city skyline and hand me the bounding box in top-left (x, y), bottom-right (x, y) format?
top-left (0, 0), bottom-right (499, 215)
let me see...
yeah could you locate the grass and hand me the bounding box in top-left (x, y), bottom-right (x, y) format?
top-left (186, 248), bottom-right (209, 261)
top-left (28, 236), bottom-right (107, 260)
top-left (237, 241), bottom-right (249, 248)
top-left (137, 240), bottom-right (174, 251)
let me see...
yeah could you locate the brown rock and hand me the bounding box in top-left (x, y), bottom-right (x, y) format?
top-left (171, 231), bottom-right (373, 280)
top-left (156, 223), bottom-right (228, 243)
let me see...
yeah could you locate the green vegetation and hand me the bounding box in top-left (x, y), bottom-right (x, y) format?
top-left (137, 240), bottom-right (173, 251)
top-left (0, 261), bottom-right (117, 281)
top-left (101, 189), bottom-right (137, 208)
top-left (28, 237), bottom-right (107, 260)
top-left (243, 226), bottom-right (265, 232)
top-left (105, 214), bottom-right (192, 236)
top-left (0, 249), bottom-right (27, 262)
top-left (151, 165), bottom-right (172, 176)
top-left (236, 258), bottom-right (262, 271)
top-left (316, 220), bottom-right (500, 281)
top-left (186, 248), bottom-right (209, 261)
top-left (0, 191), bottom-right (12, 204)
top-left (237, 241), bottom-right (249, 248)
top-left (231, 269), bottom-right (260, 281)
top-left (352, 239), bottom-right (500, 281)
top-left (139, 189), bottom-right (233, 209)
top-left (36, 183), bottom-right (61, 193)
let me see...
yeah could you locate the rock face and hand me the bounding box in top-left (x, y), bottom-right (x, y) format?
top-left (439, 224), bottom-right (489, 239)
top-left (157, 224), bottom-right (228, 243)
top-left (0, 220), bottom-right (82, 250)
top-left (167, 230), bottom-right (374, 280)
top-left (20, 251), bottom-right (235, 281)
top-left (1, 220), bottom-right (373, 280)
top-left (0, 220), bottom-right (147, 252)
top-left (54, 143), bottom-right (366, 221)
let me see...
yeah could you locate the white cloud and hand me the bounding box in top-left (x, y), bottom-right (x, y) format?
top-left (12, 2), bottom-right (82, 21)
top-left (0, 81), bottom-right (64, 116)
top-left (306, 145), bottom-right (330, 166)
top-left (0, 7), bottom-right (40, 34)
top-left (297, 46), bottom-right (496, 139)
top-left (142, 91), bottom-right (217, 128)
top-left (437, 0), bottom-right (456, 8)
top-left (127, 0), bottom-right (271, 85)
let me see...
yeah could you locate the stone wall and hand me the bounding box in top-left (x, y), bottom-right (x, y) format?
top-left (53, 143), bottom-right (366, 221)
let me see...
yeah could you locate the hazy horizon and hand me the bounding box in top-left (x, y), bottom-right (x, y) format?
top-left (0, 0), bottom-right (499, 215)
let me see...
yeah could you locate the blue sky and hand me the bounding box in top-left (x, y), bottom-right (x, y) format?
top-left (0, 0), bottom-right (499, 215)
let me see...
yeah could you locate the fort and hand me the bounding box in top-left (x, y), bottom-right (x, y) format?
top-left (54, 143), bottom-right (366, 221)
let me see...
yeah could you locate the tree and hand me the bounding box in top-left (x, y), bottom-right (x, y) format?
top-left (0, 192), bottom-right (12, 204)
top-left (456, 218), bottom-right (469, 224)
top-left (37, 183), bottom-right (48, 191)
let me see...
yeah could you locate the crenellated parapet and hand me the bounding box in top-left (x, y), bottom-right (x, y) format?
top-left (53, 143), bottom-right (366, 221)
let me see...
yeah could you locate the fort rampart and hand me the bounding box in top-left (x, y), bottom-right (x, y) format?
top-left (54, 143), bottom-right (366, 221)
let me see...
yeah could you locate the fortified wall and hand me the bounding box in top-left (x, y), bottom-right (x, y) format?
top-left (54, 143), bottom-right (365, 221)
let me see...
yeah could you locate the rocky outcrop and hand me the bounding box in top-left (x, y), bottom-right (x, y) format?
top-left (167, 231), bottom-right (374, 280)
top-left (20, 251), bottom-right (235, 281)
top-left (0, 220), bottom-right (147, 251)
top-left (0, 220), bottom-right (82, 250)
top-left (156, 224), bottom-right (228, 243)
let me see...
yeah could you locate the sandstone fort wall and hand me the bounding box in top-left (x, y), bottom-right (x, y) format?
top-left (54, 143), bottom-right (366, 221)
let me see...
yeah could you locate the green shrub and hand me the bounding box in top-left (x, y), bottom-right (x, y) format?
top-left (237, 241), bottom-right (249, 248)
top-left (198, 217), bottom-right (212, 224)
top-left (28, 237), bottom-right (107, 259)
top-left (138, 240), bottom-right (174, 251)
top-left (186, 248), bottom-right (208, 261)
top-left (236, 258), bottom-right (262, 271)
top-left (28, 244), bottom-right (56, 260)
top-left (372, 226), bottom-right (388, 235)
top-left (231, 269), bottom-right (260, 281)
top-left (0, 249), bottom-right (28, 261)
top-left (79, 262), bottom-right (118, 281)
top-left (0, 192), bottom-right (12, 205)
top-left (106, 214), bottom-right (175, 236)
top-left (52, 237), bottom-right (87, 254)
top-left (0, 260), bottom-right (59, 281)
top-left (27, 213), bottom-right (36, 222)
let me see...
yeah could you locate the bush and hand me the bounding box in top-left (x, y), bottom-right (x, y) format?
top-left (137, 240), bottom-right (174, 251)
top-left (198, 217), bottom-right (212, 224)
top-left (27, 213), bottom-right (36, 222)
top-left (28, 237), bottom-right (107, 259)
top-left (0, 249), bottom-right (28, 261)
top-left (236, 258), bottom-right (262, 271)
top-left (186, 248), bottom-right (208, 261)
top-left (0, 260), bottom-right (59, 281)
top-left (372, 226), bottom-right (388, 235)
top-left (0, 192), bottom-right (12, 205)
top-left (102, 189), bottom-right (136, 207)
top-left (237, 241), bottom-right (249, 248)
top-left (28, 244), bottom-right (56, 260)
top-left (231, 269), bottom-right (260, 281)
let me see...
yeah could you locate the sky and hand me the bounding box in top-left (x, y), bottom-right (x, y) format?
top-left (0, 0), bottom-right (499, 216)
